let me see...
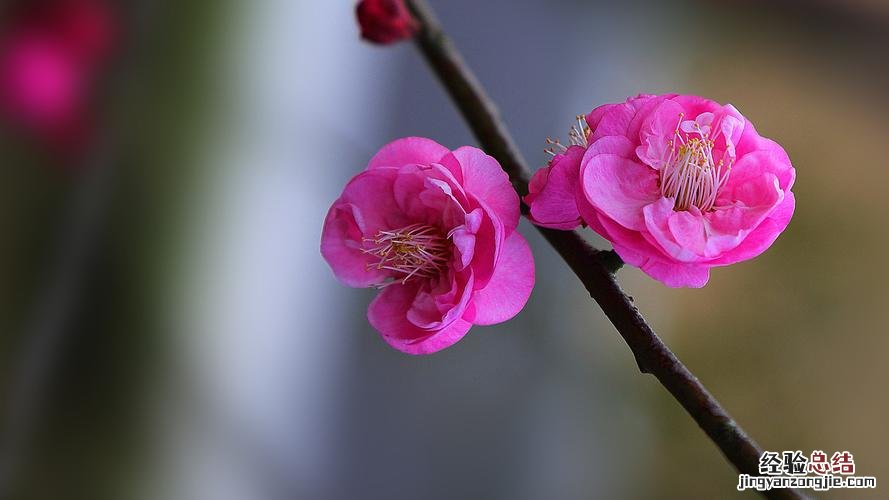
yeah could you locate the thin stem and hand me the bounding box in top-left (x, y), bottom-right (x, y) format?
top-left (404, 1), bottom-right (806, 498)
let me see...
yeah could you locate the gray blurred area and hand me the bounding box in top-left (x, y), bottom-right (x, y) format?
top-left (1, 1), bottom-right (888, 499)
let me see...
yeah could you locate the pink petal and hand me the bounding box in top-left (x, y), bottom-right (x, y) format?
top-left (642, 198), bottom-right (704, 262)
top-left (721, 149), bottom-right (795, 202)
top-left (667, 208), bottom-right (708, 256)
top-left (338, 167), bottom-right (404, 231)
top-left (405, 272), bottom-right (474, 331)
top-left (609, 229), bottom-right (711, 288)
top-left (321, 168), bottom-right (406, 287)
top-left (526, 145), bottom-right (585, 230)
top-left (392, 163), bottom-right (468, 226)
top-left (467, 198), bottom-right (505, 289)
top-left (709, 191), bottom-right (795, 266)
top-left (640, 259), bottom-right (711, 288)
top-left (368, 283), bottom-right (424, 340)
top-left (582, 153), bottom-right (660, 231)
top-left (391, 319), bottom-right (473, 355)
top-left (449, 208), bottom-right (483, 270)
top-left (470, 232), bottom-right (535, 325)
top-left (587, 135), bottom-right (636, 158)
top-left (635, 99), bottom-right (684, 168)
top-left (445, 146), bottom-right (520, 232)
top-left (586, 102), bottom-right (620, 131)
top-left (320, 203), bottom-right (388, 287)
top-left (596, 213), bottom-right (660, 260)
top-left (708, 173), bottom-right (783, 247)
top-left (367, 136), bottom-right (451, 171)
top-left (588, 100), bottom-right (636, 142)
top-left (587, 94), bottom-right (670, 143)
top-left (367, 283), bottom-right (473, 355)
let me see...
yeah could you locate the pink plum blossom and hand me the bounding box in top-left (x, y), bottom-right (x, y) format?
top-left (321, 137), bottom-right (535, 354)
top-left (526, 94), bottom-right (795, 288)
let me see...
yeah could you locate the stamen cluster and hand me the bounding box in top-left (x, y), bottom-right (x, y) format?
top-left (363, 223), bottom-right (449, 285)
top-left (545, 115), bottom-right (590, 158)
top-left (660, 113), bottom-right (733, 212)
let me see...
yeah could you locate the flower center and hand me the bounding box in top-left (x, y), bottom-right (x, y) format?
top-left (660, 113), bottom-right (734, 212)
top-left (363, 223), bottom-right (450, 285)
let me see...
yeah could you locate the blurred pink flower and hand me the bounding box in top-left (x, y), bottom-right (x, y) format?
top-left (0, 0), bottom-right (115, 151)
top-left (527, 94), bottom-right (796, 288)
top-left (355, 0), bottom-right (418, 45)
top-left (322, 137), bottom-right (535, 354)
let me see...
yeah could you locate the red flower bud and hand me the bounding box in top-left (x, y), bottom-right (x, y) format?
top-left (356, 0), bottom-right (418, 45)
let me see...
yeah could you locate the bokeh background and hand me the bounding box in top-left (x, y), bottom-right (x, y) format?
top-left (1, 0), bottom-right (888, 499)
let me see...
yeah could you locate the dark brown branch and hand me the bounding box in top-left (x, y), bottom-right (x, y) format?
top-left (405, 1), bottom-right (806, 498)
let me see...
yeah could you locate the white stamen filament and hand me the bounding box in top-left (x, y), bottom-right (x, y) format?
top-left (545, 115), bottom-right (590, 158)
top-left (363, 223), bottom-right (449, 286)
top-left (660, 113), bottom-right (734, 212)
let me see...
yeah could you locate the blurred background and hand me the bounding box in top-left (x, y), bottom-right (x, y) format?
top-left (1, 0), bottom-right (887, 499)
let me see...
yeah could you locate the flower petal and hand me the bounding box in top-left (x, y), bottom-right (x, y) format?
top-left (392, 163), bottom-right (468, 226)
top-left (406, 272), bottom-right (474, 331)
top-left (642, 197), bottom-right (703, 262)
top-left (582, 153), bottom-right (660, 231)
top-left (321, 168), bottom-right (406, 287)
top-left (468, 198), bottom-right (504, 288)
top-left (635, 99), bottom-right (684, 168)
top-left (470, 232), bottom-right (535, 325)
top-left (709, 191), bottom-right (795, 266)
top-left (445, 146), bottom-right (520, 232)
top-left (367, 283), bottom-right (473, 355)
top-left (640, 259), bottom-right (711, 288)
top-left (526, 145), bottom-right (585, 229)
top-left (721, 149), bottom-right (795, 202)
top-left (367, 136), bottom-right (450, 171)
top-left (320, 203), bottom-right (388, 287)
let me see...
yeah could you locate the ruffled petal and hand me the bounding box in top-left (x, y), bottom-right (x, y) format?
top-left (721, 149), bottom-right (795, 202)
top-left (367, 283), bottom-right (473, 355)
top-left (582, 153), bottom-right (660, 231)
top-left (367, 136), bottom-right (451, 171)
top-left (321, 168), bottom-right (408, 287)
top-left (642, 197), bottom-right (704, 262)
top-left (707, 173), bottom-right (784, 251)
top-left (709, 191), bottom-right (795, 266)
top-left (320, 203), bottom-right (388, 287)
top-left (635, 99), bottom-right (684, 168)
top-left (470, 232), bottom-right (535, 325)
top-left (526, 145), bottom-right (585, 229)
top-left (446, 146), bottom-right (520, 232)
top-left (338, 167), bottom-right (404, 230)
top-left (467, 197), bottom-right (505, 289)
top-left (449, 208), bottom-right (483, 271)
top-left (639, 259), bottom-right (711, 288)
top-left (406, 272), bottom-right (474, 331)
top-left (392, 163), bottom-right (469, 227)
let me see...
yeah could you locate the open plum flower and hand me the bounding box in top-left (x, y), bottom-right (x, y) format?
top-left (321, 137), bottom-right (535, 354)
top-left (526, 94), bottom-right (796, 287)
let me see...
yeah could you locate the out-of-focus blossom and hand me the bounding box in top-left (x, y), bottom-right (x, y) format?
top-left (527, 94), bottom-right (796, 288)
top-left (356, 0), bottom-right (418, 45)
top-left (0, 0), bottom-right (116, 152)
top-left (321, 137), bottom-right (535, 354)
